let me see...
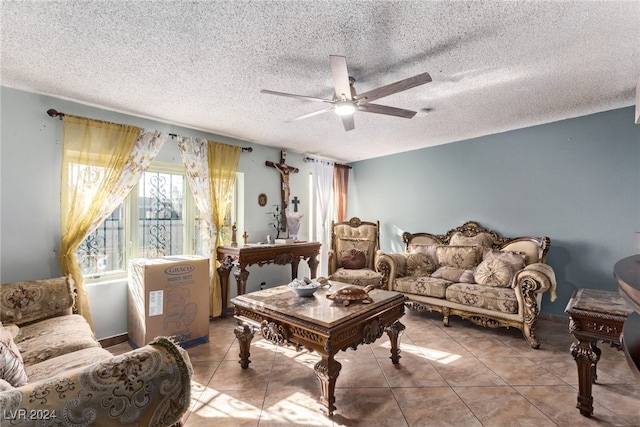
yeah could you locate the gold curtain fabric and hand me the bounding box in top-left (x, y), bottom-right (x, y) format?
top-left (332, 164), bottom-right (349, 222)
top-left (178, 138), bottom-right (241, 317)
top-left (208, 142), bottom-right (241, 316)
top-left (59, 116), bottom-right (166, 330)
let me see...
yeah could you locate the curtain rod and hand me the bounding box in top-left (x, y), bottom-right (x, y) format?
top-left (304, 156), bottom-right (352, 169)
top-left (47, 109), bottom-right (253, 152)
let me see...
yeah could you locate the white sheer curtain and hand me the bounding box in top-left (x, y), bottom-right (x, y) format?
top-left (311, 159), bottom-right (334, 276)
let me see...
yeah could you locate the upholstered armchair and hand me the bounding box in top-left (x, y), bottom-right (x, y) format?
top-left (327, 217), bottom-right (384, 287)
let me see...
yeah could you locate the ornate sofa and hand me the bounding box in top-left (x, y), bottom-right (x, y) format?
top-left (0, 276), bottom-right (192, 426)
top-left (375, 221), bottom-right (557, 348)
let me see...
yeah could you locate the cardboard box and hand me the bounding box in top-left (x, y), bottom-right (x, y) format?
top-left (128, 255), bottom-right (210, 348)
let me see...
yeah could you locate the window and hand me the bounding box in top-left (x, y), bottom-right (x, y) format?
top-left (76, 162), bottom-right (241, 281)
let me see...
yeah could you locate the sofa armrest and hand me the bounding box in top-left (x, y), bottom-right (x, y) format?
top-left (375, 252), bottom-right (409, 290)
top-left (513, 263), bottom-right (557, 301)
top-left (327, 249), bottom-right (338, 275)
top-left (0, 275), bottom-right (76, 326)
top-left (0, 336), bottom-right (192, 427)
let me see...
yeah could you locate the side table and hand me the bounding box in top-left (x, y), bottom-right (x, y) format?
top-left (565, 288), bottom-right (632, 417)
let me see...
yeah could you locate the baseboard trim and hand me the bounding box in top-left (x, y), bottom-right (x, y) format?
top-left (538, 312), bottom-right (568, 325)
top-left (99, 333), bottom-right (128, 348)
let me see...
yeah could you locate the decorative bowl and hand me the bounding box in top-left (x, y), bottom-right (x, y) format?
top-left (288, 278), bottom-right (321, 297)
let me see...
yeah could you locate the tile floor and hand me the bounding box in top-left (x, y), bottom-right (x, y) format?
top-left (108, 310), bottom-right (640, 426)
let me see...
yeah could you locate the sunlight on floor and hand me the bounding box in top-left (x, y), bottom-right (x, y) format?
top-left (377, 341), bottom-right (462, 364)
top-left (189, 383), bottom-right (261, 420)
top-left (189, 381), bottom-right (327, 425)
top-left (251, 334), bottom-right (462, 366)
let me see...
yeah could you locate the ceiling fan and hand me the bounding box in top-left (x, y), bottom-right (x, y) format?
top-left (261, 55), bottom-right (432, 131)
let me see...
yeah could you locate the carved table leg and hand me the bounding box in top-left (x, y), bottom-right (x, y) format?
top-left (307, 255), bottom-right (319, 279)
top-left (314, 355), bottom-right (342, 416)
top-left (290, 256), bottom-right (300, 280)
top-left (235, 323), bottom-right (255, 369)
top-left (217, 257), bottom-right (233, 315)
top-left (234, 265), bottom-right (250, 296)
top-left (570, 337), bottom-right (601, 417)
top-left (385, 320), bottom-right (406, 364)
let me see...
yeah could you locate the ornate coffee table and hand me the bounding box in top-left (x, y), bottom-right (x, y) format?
top-left (231, 281), bottom-right (408, 416)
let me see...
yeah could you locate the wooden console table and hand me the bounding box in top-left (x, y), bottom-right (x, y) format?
top-left (216, 242), bottom-right (320, 312)
top-left (565, 288), bottom-right (632, 417)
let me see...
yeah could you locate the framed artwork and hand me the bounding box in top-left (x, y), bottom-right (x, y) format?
top-left (258, 193), bottom-right (267, 207)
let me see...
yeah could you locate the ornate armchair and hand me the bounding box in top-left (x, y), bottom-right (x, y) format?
top-left (327, 217), bottom-right (383, 287)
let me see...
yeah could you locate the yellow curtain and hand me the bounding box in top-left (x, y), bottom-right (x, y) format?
top-left (208, 141), bottom-right (241, 316)
top-left (59, 116), bottom-right (141, 331)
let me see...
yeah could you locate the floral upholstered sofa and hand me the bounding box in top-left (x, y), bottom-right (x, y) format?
top-left (375, 221), bottom-right (557, 348)
top-left (0, 275), bottom-right (192, 426)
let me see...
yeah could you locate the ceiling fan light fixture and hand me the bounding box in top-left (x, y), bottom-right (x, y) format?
top-left (334, 100), bottom-right (356, 116)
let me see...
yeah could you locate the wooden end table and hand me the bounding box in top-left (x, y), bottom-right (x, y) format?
top-left (231, 282), bottom-right (408, 416)
top-left (565, 288), bottom-right (632, 417)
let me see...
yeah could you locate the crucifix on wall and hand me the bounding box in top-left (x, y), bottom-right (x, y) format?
top-left (266, 150), bottom-right (299, 232)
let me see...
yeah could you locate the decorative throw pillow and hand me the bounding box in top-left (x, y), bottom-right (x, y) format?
top-left (336, 238), bottom-right (372, 267)
top-left (449, 232), bottom-right (493, 248)
top-left (340, 248), bottom-right (367, 270)
top-left (431, 266), bottom-right (475, 283)
top-left (483, 248), bottom-right (526, 272)
top-left (435, 245), bottom-right (482, 269)
top-left (408, 244), bottom-right (438, 258)
top-left (407, 253), bottom-right (437, 276)
top-left (474, 259), bottom-right (513, 287)
top-left (0, 325), bottom-right (27, 387)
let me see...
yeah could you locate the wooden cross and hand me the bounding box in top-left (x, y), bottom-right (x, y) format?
top-left (291, 196), bottom-right (300, 212)
top-left (242, 231), bottom-right (249, 246)
top-left (266, 151), bottom-right (299, 231)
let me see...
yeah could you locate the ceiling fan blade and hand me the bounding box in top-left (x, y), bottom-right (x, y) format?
top-left (358, 103), bottom-right (417, 119)
top-left (341, 114), bottom-right (355, 131)
top-left (290, 106), bottom-right (335, 121)
top-left (261, 89), bottom-right (333, 103)
top-left (329, 55), bottom-right (353, 100)
top-left (354, 72), bottom-right (432, 104)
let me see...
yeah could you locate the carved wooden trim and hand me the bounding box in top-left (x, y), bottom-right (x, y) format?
top-left (260, 320), bottom-right (289, 345)
top-left (401, 221), bottom-right (550, 262)
top-left (273, 253), bottom-right (296, 265)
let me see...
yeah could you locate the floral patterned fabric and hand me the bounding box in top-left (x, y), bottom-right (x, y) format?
top-left (178, 137), bottom-right (241, 317)
top-left (393, 276), bottom-right (453, 298)
top-left (482, 248), bottom-right (526, 271)
top-left (445, 283), bottom-right (518, 314)
top-left (15, 314), bottom-right (101, 366)
top-left (330, 268), bottom-right (383, 287)
top-left (449, 232), bottom-right (493, 248)
top-left (0, 276), bottom-right (75, 326)
top-left (0, 337), bottom-right (192, 427)
top-left (435, 245), bottom-right (482, 269)
top-left (26, 346), bottom-right (112, 383)
top-left (406, 253), bottom-right (437, 276)
top-left (60, 116), bottom-right (167, 331)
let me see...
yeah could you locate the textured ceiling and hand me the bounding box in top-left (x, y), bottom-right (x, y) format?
top-left (1, 1), bottom-right (639, 162)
